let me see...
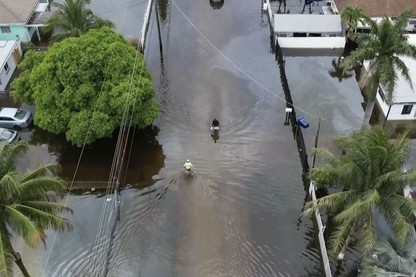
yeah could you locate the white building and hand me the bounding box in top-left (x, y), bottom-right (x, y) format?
top-left (0, 40), bottom-right (22, 93)
top-left (368, 35), bottom-right (416, 125)
top-left (274, 14), bottom-right (345, 56)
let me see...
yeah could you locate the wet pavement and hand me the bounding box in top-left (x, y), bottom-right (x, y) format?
top-left (7, 0), bottom-right (381, 276)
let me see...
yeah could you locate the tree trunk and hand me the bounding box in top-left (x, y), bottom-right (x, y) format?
top-left (359, 64), bottom-right (379, 129)
top-left (12, 251), bottom-right (30, 277)
top-left (362, 96), bottom-right (376, 128)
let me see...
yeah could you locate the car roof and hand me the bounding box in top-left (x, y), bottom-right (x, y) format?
top-left (0, 108), bottom-right (18, 117)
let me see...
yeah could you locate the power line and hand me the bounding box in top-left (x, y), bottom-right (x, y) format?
top-left (86, 5), bottom-right (157, 276)
top-left (44, 2), bottom-right (133, 274)
top-left (170, 0), bottom-right (363, 124)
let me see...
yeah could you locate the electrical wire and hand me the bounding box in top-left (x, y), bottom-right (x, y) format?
top-left (87, 51), bottom-right (145, 276)
top-left (170, 0), bottom-right (363, 124)
top-left (86, 4), bottom-right (157, 275)
top-left (43, 1), bottom-right (134, 274)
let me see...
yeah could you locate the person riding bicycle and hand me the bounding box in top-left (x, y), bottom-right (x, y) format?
top-left (184, 159), bottom-right (193, 171)
top-left (212, 118), bottom-right (219, 128)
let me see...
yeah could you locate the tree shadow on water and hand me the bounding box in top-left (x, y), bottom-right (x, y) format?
top-left (209, 0), bottom-right (224, 10)
top-left (29, 125), bottom-right (166, 189)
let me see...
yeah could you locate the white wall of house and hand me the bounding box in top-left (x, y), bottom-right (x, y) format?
top-left (274, 14), bottom-right (343, 37)
top-left (0, 41), bottom-right (22, 92)
top-left (376, 90), bottom-right (416, 121)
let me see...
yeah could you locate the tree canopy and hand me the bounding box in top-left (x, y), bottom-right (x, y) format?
top-left (304, 126), bottom-right (416, 257)
top-left (0, 142), bottom-right (71, 277)
top-left (11, 28), bottom-right (158, 146)
top-left (360, 232), bottom-right (416, 276)
top-left (340, 6), bottom-right (368, 39)
top-left (341, 10), bottom-right (416, 126)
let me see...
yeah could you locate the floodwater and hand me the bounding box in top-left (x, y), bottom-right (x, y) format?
top-left (11, 0), bottom-right (369, 276)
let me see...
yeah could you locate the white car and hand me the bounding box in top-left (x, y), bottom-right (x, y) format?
top-left (0, 108), bottom-right (33, 130)
top-left (0, 128), bottom-right (20, 144)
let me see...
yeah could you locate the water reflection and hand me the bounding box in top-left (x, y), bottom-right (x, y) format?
top-left (29, 125), bottom-right (165, 188)
top-left (157, 0), bottom-right (169, 24)
top-left (210, 0), bottom-right (224, 10)
top-left (211, 130), bottom-right (220, 142)
top-left (328, 57), bottom-right (354, 83)
top-left (276, 0), bottom-right (287, 14)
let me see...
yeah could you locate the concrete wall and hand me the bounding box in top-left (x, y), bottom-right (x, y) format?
top-left (0, 25), bottom-right (33, 42)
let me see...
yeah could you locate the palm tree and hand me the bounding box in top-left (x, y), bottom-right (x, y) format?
top-left (360, 233), bottom-right (416, 276)
top-left (341, 6), bottom-right (368, 39)
top-left (45, 0), bottom-right (114, 42)
top-left (329, 57), bottom-right (353, 82)
top-left (341, 10), bottom-right (416, 127)
top-left (0, 142), bottom-right (72, 277)
top-left (304, 126), bottom-right (416, 258)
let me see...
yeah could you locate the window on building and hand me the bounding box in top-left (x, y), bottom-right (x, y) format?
top-left (378, 86), bottom-right (386, 101)
top-left (293, 32), bottom-right (307, 37)
top-left (0, 78), bottom-right (2, 85)
top-left (402, 105), bottom-right (413, 115)
top-left (3, 63), bottom-right (9, 74)
top-left (0, 26), bottom-right (11, 33)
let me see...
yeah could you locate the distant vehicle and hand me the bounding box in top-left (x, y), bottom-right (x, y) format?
top-left (0, 128), bottom-right (19, 144)
top-left (0, 108), bottom-right (33, 130)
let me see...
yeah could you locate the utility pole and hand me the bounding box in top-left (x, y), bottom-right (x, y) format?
top-left (155, 1), bottom-right (164, 60)
top-left (312, 118), bottom-right (321, 168)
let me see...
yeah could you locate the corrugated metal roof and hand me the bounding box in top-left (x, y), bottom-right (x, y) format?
top-left (0, 0), bottom-right (38, 24)
top-left (274, 14), bottom-right (343, 33)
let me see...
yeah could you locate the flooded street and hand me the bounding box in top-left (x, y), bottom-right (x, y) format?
top-left (12, 0), bottom-right (369, 276)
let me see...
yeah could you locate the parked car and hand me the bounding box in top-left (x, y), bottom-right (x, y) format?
top-left (0, 108), bottom-right (33, 130)
top-left (0, 128), bottom-right (20, 144)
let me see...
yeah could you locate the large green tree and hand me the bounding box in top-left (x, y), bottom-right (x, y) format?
top-left (341, 10), bottom-right (416, 127)
top-left (9, 51), bottom-right (44, 105)
top-left (304, 126), bottom-right (416, 258)
top-left (45, 0), bottom-right (114, 42)
top-left (0, 142), bottom-right (72, 277)
top-left (360, 233), bottom-right (416, 276)
top-left (11, 28), bottom-right (158, 146)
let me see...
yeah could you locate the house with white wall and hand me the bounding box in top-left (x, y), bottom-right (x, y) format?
top-left (265, 0), bottom-right (346, 56)
top-left (365, 35), bottom-right (416, 127)
top-left (274, 14), bottom-right (345, 56)
top-left (0, 0), bottom-right (51, 42)
top-left (333, 0), bottom-right (416, 126)
top-left (0, 40), bottom-right (22, 93)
